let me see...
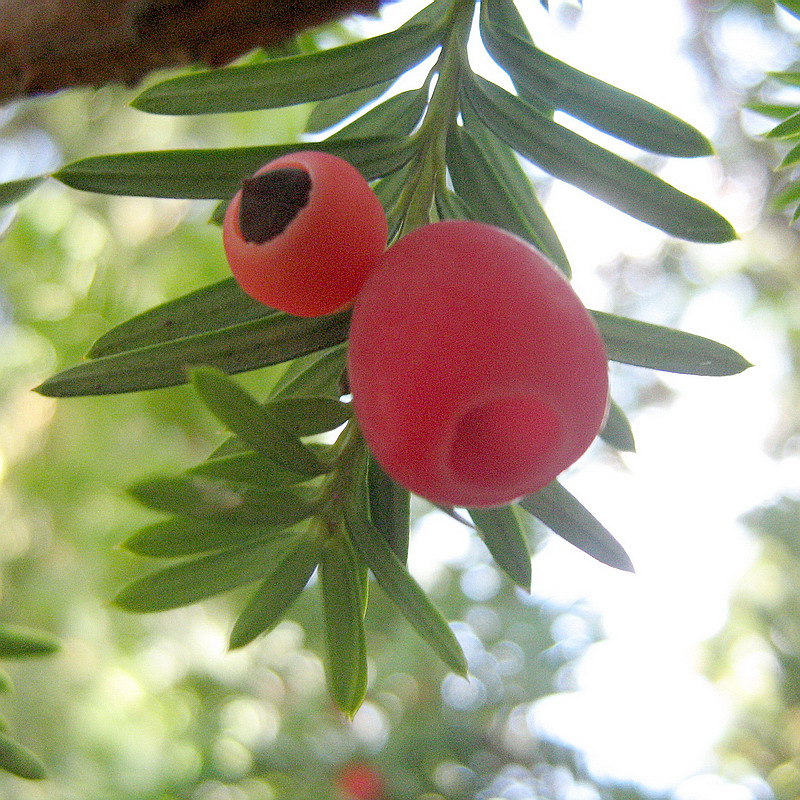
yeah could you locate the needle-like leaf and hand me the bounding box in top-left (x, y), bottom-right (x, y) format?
top-left (345, 461), bottom-right (467, 676)
top-left (132, 1), bottom-right (447, 115)
top-left (191, 367), bottom-right (328, 475)
top-left (593, 311), bottom-right (752, 375)
top-left (368, 457), bottom-right (410, 563)
top-left (469, 506), bottom-right (532, 590)
top-left (481, 0), bottom-right (713, 157)
top-left (229, 528), bottom-right (322, 649)
top-left (520, 481), bottom-right (634, 572)
top-left (463, 74), bottom-right (736, 243)
top-left (0, 734), bottom-right (47, 781)
top-left (88, 278), bottom-right (274, 359)
top-left (116, 534), bottom-right (306, 612)
top-left (54, 137), bottom-right (412, 199)
top-left (129, 476), bottom-right (320, 526)
top-left (123, 516), bottom-right (305, 558)
top-left (600, 399), bottom-right (636, 453)
top-left (0, 624), bottom-right (59, 659)
top-left (0, 176), bottom-right (44, 208)
top-left (269, 344), bottom-right (347, 400)
top-left (305, 80), bottom-right (393, 133)
top-left (320, 536), bottom-right (369, 715)
top-left (36, 310), bottom-right (351, 397)
top-left (447, 118), bottom-right (571, 275)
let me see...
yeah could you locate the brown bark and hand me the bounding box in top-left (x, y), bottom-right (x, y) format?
top-left (0, 0), bottom-right (382, 103)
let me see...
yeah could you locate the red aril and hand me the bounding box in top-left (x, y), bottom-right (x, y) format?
top-left (347, 220), bottom-right (609, 508)
top-left (223, 150), bottom-right (387, 317)
top-left (336, 762), bottom-right (386, 800)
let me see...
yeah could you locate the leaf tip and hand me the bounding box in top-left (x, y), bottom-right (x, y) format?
top-left (330, 685), bottom-right (368, 720)
top-left (586, 534), bottom-right (635, 573)
top-left (698, 139), bottom-right (715, 158)
top-left (707, 219), bottom-right (739, 244)
top-left (110, 592), bottom-right (133, 612)
top-left (129, 94), bottom-right (147, 112)
top-left (614, 549), bottom-right (636, 574)
top-left (112, 581), bottom-right (150, 613)
top-left (611, 436), bottom-right (636, 454)
top-left (0, 733), bottom-right (49, 780)
top-left (130, 86), bottom-right (165, 115)
top-left (446, 628), bottom-right (470, 677)
top-left (228, 615), bottom-right (271, 653)
top-left (31, 378), bottom-right (54, 398)
top-left (188, 364), bottom-right (223, 387)
top-left (227, 631), bottom-right (250, 652)
top-left (450, 657), bottom-right (470, 679)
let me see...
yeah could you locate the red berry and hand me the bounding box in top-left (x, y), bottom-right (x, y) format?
top-left (223, 150), bottom-right (388, 317)
top-left (347, 220), bottom-right (609, 508)
top-left (336, 762), bottom-right (386, 800)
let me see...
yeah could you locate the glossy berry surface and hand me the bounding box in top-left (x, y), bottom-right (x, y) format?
top-left (223, 150), bottom-right (388, 317)
top-left (348, 220), bottom-right (609, 508)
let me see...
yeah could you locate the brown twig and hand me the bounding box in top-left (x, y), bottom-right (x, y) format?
top-left (0, 0), bottom-right (381, 103)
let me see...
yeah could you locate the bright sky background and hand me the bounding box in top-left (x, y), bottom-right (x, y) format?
top-left (358, 0), bottom-right (798, 795)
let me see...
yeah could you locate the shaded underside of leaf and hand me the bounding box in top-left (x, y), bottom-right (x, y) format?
top-left (189, 451), bottom-right (311, 488)
top-left (447, 120), bottom-right (571, 276)
top-left (374, 164), bottom-right (415, 241)
top-left (269, 343), bottom-right (347, 399)
top-left (345, 459), bottom-right (467, 676)
top-left (89, 278), bottom-right (275, 359)
top-left (230, 530), bottom-right (323, 649)
top-left (54, 136), bottom-right (412, 199)
top-left (129, 475), bottom-right (319, 527)
top-left (329, 88), bottom-right (428, 141)
top-left (463, 74), bottom-right (736, 244)
top-left (0, 733), bottom-right (47, 780)
top-left (36, 310), bottom-right (351, 397)
top-left (122, 515), bottom-right (303, 558)
top-left (519, 481), bottom-right (634, 572)
top-left (0, 176), bottom-right (45, 208)
top-left (132, 6), bottom-right (444, 115)
top-left (265, 396), bottom-right (352, 437)
top-left (463, 111), bottom-right (571, 273)
top-left (368, 457), bottom-right (411, 564)
top-left (599, 398), bottom-right (636, 453)
top-left (320, 536), bottom-right (369, 716)
top-left (0, 624), bottom-right (59, 658)
top-left (593, 310), bottom-right (752, 375)
top-left (115, 534), bottom-right (308, 612)
top-left (190, 367), bottom-right (327, 476)
top-left (480, 0), bottom-right (712, 157)
top-left (469, 505), bottom-right (532, 590)
top-left (200, 396), bottom-right (348, 471)
top-left (305, 80), bottom-right (393, 133)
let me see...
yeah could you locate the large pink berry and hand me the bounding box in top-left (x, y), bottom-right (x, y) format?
top-left (347, 220), bottom-right (609, 508)
top-left (223, 150), bottom-right (387, 317)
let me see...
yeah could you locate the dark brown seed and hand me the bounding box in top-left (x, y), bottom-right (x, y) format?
top-left (238, 167), bottom-right (312, 243)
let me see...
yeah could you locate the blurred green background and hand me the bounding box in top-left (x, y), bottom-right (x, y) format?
top-left (0, 1), bottom-right (799, 798)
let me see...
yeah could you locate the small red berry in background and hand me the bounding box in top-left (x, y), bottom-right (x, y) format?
top-left (336, 762), bottom-right (386, 800)
top-left (348, 220), bottom-right (609, 508)
top-left (223, 150), bottom-right (388, 317)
